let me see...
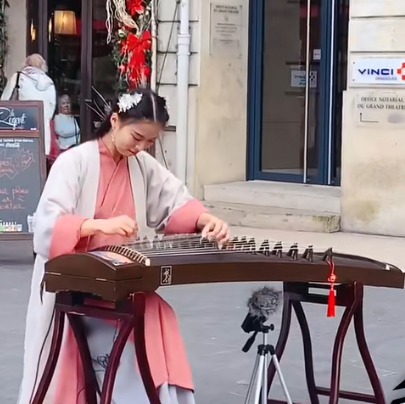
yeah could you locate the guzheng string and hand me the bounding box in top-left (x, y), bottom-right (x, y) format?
top-left (121, 234), bottom-right (322, 255)
top-left (103, 234), bottom-right (392, 270)
top-left (107, 235), bottom-right (321, 261)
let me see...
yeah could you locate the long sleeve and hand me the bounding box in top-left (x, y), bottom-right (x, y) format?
top-left (0, 72), bottom-right (16, 100)
top-left (33, 148), bottom-right (86, 259)
top-left (165, 199), bottom-right (207, 234)
top-left (137, 152), bottom-right (207, 233)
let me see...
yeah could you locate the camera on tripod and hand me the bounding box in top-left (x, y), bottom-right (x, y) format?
top-left (241, 313), bottom-right (275, 354)
top-left (240, 287), bottom-right (292, 404)
top-left (241, 312), bottom-right (274, 334)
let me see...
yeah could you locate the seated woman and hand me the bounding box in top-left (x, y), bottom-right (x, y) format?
top-left (18, 88), bottom-right (230, 404)
top-left (54, 94), bottom-right (81, 150)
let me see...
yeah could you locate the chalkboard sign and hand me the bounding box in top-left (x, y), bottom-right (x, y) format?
top-left (0, 104), bottom-right (39, 131)
top-left (0, 101), bottom-right (46, 240)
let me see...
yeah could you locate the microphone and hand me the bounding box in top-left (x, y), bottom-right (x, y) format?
top-left (247, 286), bottom-right (282, 319)
top-left (241, 286), bottom-right (282, 334)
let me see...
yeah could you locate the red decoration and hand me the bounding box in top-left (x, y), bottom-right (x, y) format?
top-left (122, 30), bottom-right (152, 87)
top-left (114, 0), bottom-right (152, 90)
top-left (127, 0), bottom-right (145, 16)
top-left (326, 255), bottom-right (337, 317)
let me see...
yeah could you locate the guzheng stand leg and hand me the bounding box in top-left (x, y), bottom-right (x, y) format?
top-left (292, 302), bottom-right (320, 404)
top-left (98, 293), bottom-right (161, 404)
top-left (31, 309), bottom-right (65, 404)
top-left (31, 293), bottom-right (162, 404)
top-left (67, 313), bottom-right (99, 404)
top-left (266, 282), bottom-right (386, 404)
top-left (353, 291), bottom-right (386, 404)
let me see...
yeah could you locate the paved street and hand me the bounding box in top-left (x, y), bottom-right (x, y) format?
top-left (2, 227), bottom-right (405, 403)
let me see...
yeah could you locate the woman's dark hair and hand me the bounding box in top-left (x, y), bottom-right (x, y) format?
top-left (89, 88), bottom-right (170, 140)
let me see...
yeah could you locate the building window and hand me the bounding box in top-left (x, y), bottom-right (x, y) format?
top-left (26, 0), bottom-right (118, 138)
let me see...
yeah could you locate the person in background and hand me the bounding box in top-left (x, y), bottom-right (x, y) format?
top-left (54, 94), bottom-right (80, 150)
top-left (1, 54), bottom-right (56, 157)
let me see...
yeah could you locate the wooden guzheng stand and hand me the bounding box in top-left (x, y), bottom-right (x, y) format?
top-left (34, 235), bottom-right (404, 404)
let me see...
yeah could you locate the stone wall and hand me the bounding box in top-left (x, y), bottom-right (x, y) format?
top-left (155, 0), bottom-right (249, 198)
top-left (341, 0), bottom-right (405, 236)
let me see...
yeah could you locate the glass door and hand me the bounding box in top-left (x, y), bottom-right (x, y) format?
top-left (247, 0), bottom-right (338, 184)
top-left (330, 0), bottom-right (349, 185)
top-left (90, 0), bottom-right (118, 132)
top-left (47, 0), bottom-right (82, 124)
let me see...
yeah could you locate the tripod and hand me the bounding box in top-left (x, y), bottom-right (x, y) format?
top-left (243, 325), bottom-right (293, 404)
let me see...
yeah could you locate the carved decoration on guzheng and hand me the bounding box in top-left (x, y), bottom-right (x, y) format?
top-left (43, 234), bottom-right (405, 303)
top-left (160, 266), bottom-right (172, 286)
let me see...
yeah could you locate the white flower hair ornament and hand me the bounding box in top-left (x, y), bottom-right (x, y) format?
top-left (117, 92), bottom-right (143, 113)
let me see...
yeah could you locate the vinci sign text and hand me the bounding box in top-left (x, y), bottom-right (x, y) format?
top-left (351, 58), bottom-right (405, 86)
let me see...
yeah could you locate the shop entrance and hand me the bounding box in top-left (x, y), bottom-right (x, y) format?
top-left (27, 0), bottom-right (117, 140)
top-left (247, 0), bottom-right (349, 185)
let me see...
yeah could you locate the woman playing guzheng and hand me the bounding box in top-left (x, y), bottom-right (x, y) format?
top-left (18, 88), bottom-right (230, 404)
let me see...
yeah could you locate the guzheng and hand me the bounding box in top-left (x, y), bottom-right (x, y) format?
top-left (44, 234), bottom-right (405, 301)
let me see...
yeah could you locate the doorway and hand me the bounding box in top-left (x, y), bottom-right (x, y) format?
top-left (27, 0), bottom-right (118, 140)
top-left (247, 0), bottom-right (349, 185)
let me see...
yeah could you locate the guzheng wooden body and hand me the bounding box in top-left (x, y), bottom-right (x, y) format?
top-left (44, 235), bottom-right (405, 301)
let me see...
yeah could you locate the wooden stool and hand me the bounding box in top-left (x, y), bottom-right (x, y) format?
top-left (31, 292), bottom-right (162, 404)
top-left (267, 282), bottom-right (386, 404)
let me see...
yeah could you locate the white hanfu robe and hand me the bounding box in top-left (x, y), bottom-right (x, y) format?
top-left (17, 139), bottom-right (207, 404)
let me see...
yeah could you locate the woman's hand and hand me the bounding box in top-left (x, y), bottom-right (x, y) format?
top-left (197, 213), bottom-right (230, 243)
top-left (98, 215), bottom-right (138, 237)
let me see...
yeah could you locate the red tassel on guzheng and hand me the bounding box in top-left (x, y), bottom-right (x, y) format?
top-left (326, 257), bottom-right (337, 318)
top-left (327, 285), bottom-right (336, 317)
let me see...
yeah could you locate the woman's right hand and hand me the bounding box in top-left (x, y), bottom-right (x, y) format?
top-left (98, 215), bottom-right (137, 237)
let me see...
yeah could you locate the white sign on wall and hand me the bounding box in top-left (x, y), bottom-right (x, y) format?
top-left (210, 3), bottom-right (243, 58)
top-left (354, 91), bottom-right (405, 128)
top-left (313, 49), bottom-right (321, 61)
top-left (291, 69), bottom-right (317, 88)
top-left (351, 58), bottom-right (405, 86)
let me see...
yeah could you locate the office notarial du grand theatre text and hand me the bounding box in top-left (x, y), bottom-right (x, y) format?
top-left (354, 92), bottom-right (405, 128)
top-left (357, 96), bottom-right (405, 110)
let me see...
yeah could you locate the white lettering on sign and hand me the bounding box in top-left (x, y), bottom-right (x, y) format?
top-left (0, 108), bottom-right (27, 130)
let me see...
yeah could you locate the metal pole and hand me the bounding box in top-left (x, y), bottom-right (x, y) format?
top-left (327, 0), bottom-right (336, 184)
top-left (176, 0), bottom-right (191, 183)
top-left (303, 0), bottom-right (312, 183)
top-left (261, 332), bottom-right (268, 404)
top-left (150, 0), bottom-right (158, 93)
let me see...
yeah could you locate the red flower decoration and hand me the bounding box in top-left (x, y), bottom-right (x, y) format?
top-left (127, 0), bottom-right (145, 16)
top-left (120, 31), bottom-right (152, 86)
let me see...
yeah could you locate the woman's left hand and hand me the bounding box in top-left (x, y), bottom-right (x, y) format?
top-left (197, 213), bottom-right (230, 243)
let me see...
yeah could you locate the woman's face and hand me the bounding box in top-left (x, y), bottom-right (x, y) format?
top-left (111, 114), bottom-right (162, 157)
top-left (60, 97), bottom-right (71, 115)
